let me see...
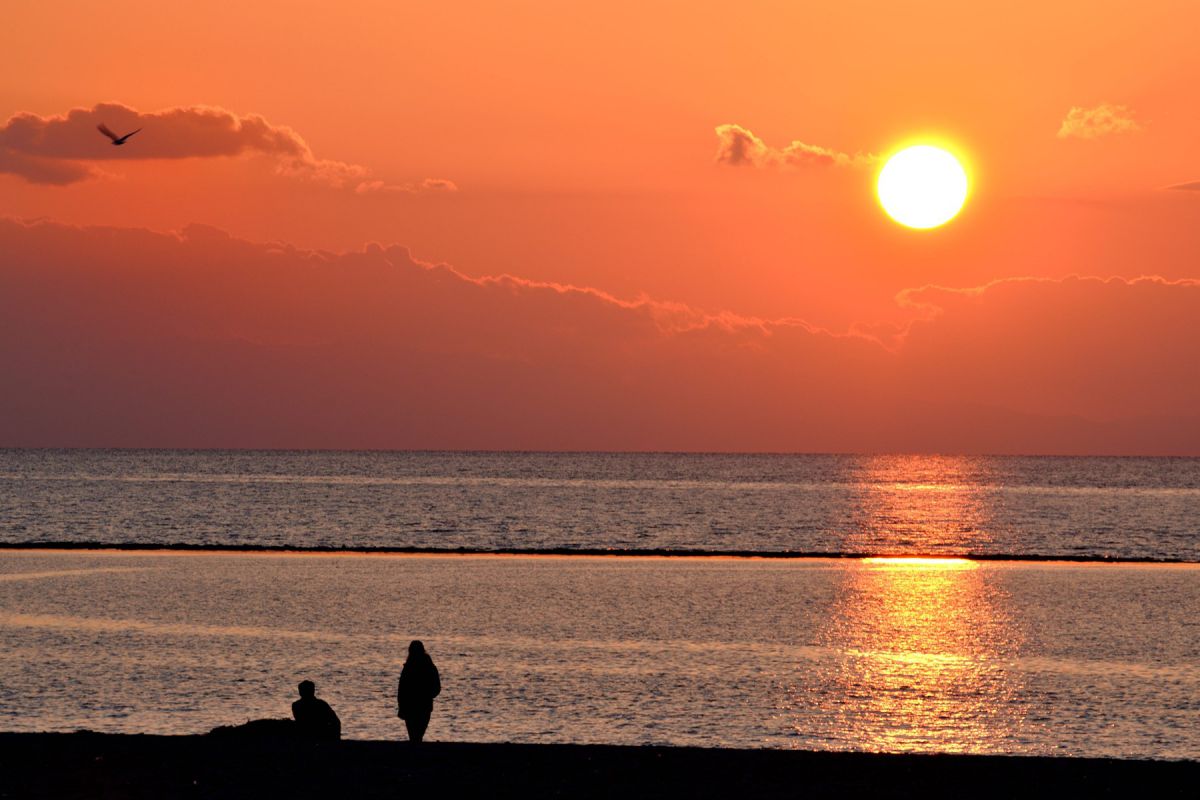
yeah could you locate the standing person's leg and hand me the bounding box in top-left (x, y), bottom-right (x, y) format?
top-left (406, 709), bottom-right (431, 743)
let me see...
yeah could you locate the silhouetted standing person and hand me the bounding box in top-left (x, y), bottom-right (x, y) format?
top-left (397, 640), bottom-right (441, 743)
top-left (292, 680), bottom-right (341, 741)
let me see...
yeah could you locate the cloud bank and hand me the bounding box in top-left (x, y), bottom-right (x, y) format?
top-left (1057, 104), bottom-right (1141, 139)
top-left (0, 103), bottom-right (452, 191)
top-left (714, 124), bottom-right (873, 169)
top-left (1, 218), bottom-right (1197, 453)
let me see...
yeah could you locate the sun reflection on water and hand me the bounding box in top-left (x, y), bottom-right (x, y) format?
top-left (783, 457), bottom-right (1031, 752)
top-left (843, 455), bottom-right (999, 554)
top-left (861, 556), bottom-right (976, 567)
top-left (788, 556), bottom-right (1029, 753)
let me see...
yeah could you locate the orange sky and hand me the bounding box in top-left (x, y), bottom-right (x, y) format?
top-left (2, 1), bottom-right (1198, 452)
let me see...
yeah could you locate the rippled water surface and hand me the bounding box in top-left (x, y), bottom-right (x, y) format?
top-left (3, 452), bottom-right (1198, 756)
top-left (2, 450), bottom-right (1199, 558)
top-left (1, 552), bottom-right (1198, 758)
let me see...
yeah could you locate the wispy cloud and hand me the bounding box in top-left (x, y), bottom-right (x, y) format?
top-left (714, 124), bottom-right (874, 169)
top-left (1057, 103), bottom-right (1141, 139)
top-left (355, 177), bottom-right (459, 194)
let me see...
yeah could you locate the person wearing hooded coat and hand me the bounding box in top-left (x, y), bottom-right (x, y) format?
top-left (397, 640), bottom-right (441, 743)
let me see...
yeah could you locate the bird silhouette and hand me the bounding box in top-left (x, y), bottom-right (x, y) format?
top-left (97, 124), bottom-right (141, 146)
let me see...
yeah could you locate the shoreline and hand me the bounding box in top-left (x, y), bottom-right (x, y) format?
top-left (0, 541), bottom-right (1192, 565)
top-left (1, 732), bottom-right (1197, 799)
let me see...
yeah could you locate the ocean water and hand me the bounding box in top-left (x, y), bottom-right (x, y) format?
top-left (1, 551), bottom-right (1197, 758)
top-left (1, 451), bottom-right (1199, 758)
top-left (1, 450), bottom-right (1199, 559)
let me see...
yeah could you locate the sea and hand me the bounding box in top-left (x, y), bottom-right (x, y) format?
top-left (1, 450), bottom-right (1198, 758)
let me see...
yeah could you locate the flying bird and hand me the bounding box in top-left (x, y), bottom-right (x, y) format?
top-left (97, 123), bottom-right (141, 146)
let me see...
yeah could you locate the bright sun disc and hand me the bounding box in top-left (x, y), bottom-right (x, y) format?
top-left (876, 145), bottom-right (968, 229)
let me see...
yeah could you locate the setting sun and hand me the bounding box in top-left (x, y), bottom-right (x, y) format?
top-left (877, 145), bottom-right (969, 229)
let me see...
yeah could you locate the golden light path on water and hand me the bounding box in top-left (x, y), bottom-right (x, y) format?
top-left (780, 456), bottom-right (1028, 752)
top-left (773, 553), bottom-right (1031, 753)
top-left (819, 557), bottom-right (1026, 753)
top-left (842, 455), bottom-right (997, 554)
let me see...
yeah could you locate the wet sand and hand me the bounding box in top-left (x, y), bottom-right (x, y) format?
top-left (1, 733), bottom-right (1197, 799)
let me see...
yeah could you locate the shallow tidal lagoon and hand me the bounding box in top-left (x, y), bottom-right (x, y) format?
top-left (2, 551), bottom-right (1197, 758)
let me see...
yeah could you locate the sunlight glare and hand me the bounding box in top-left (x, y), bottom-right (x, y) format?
top-left (876, 145), bottom-right (969, 229)
top-left (863, 556), bottom-right (977, 569)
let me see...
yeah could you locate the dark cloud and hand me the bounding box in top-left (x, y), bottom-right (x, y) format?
top-left (0, 146), bottom-right (96, 185)
top-left (0, 218), bottom-right (1196, 453)
top-left (714, 124), bottom-right (872, 169)
top-left (898, 276), bottom-right (1200, 423)
top-left (0, 103), bottom-right (445, 192)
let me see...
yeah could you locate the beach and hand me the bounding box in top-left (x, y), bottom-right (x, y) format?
top-left (3, 733), bottom-right (1199, 799)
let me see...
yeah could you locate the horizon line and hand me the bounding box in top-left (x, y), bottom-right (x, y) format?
top-left (2, 446), bottom-right (1199, 459)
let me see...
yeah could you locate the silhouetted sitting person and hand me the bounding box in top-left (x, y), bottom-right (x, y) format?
top-left (291, 680), bottom-right (341, 742)
top-left (397, 640), bottom-right (441, 743)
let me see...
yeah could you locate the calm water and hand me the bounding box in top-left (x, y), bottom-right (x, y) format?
top-left (2, 450), bottom-right (1199, 559)
top-left (1, 552), bottom-right (1198, 758)
top-left (2, 451), bottom-right (1198, 757)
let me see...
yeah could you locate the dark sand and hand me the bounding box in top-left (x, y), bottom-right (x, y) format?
top-left (1, 733), bottom-right (1197, 799)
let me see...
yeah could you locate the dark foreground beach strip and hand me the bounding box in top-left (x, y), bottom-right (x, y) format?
top-left (0, 541), bottom-right (1190, 564)
top-left (1, 733), bottom-right (1197, 799)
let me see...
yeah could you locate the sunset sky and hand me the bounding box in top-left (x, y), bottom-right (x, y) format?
top-left (2, 0), bottom-right (1198, 453)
